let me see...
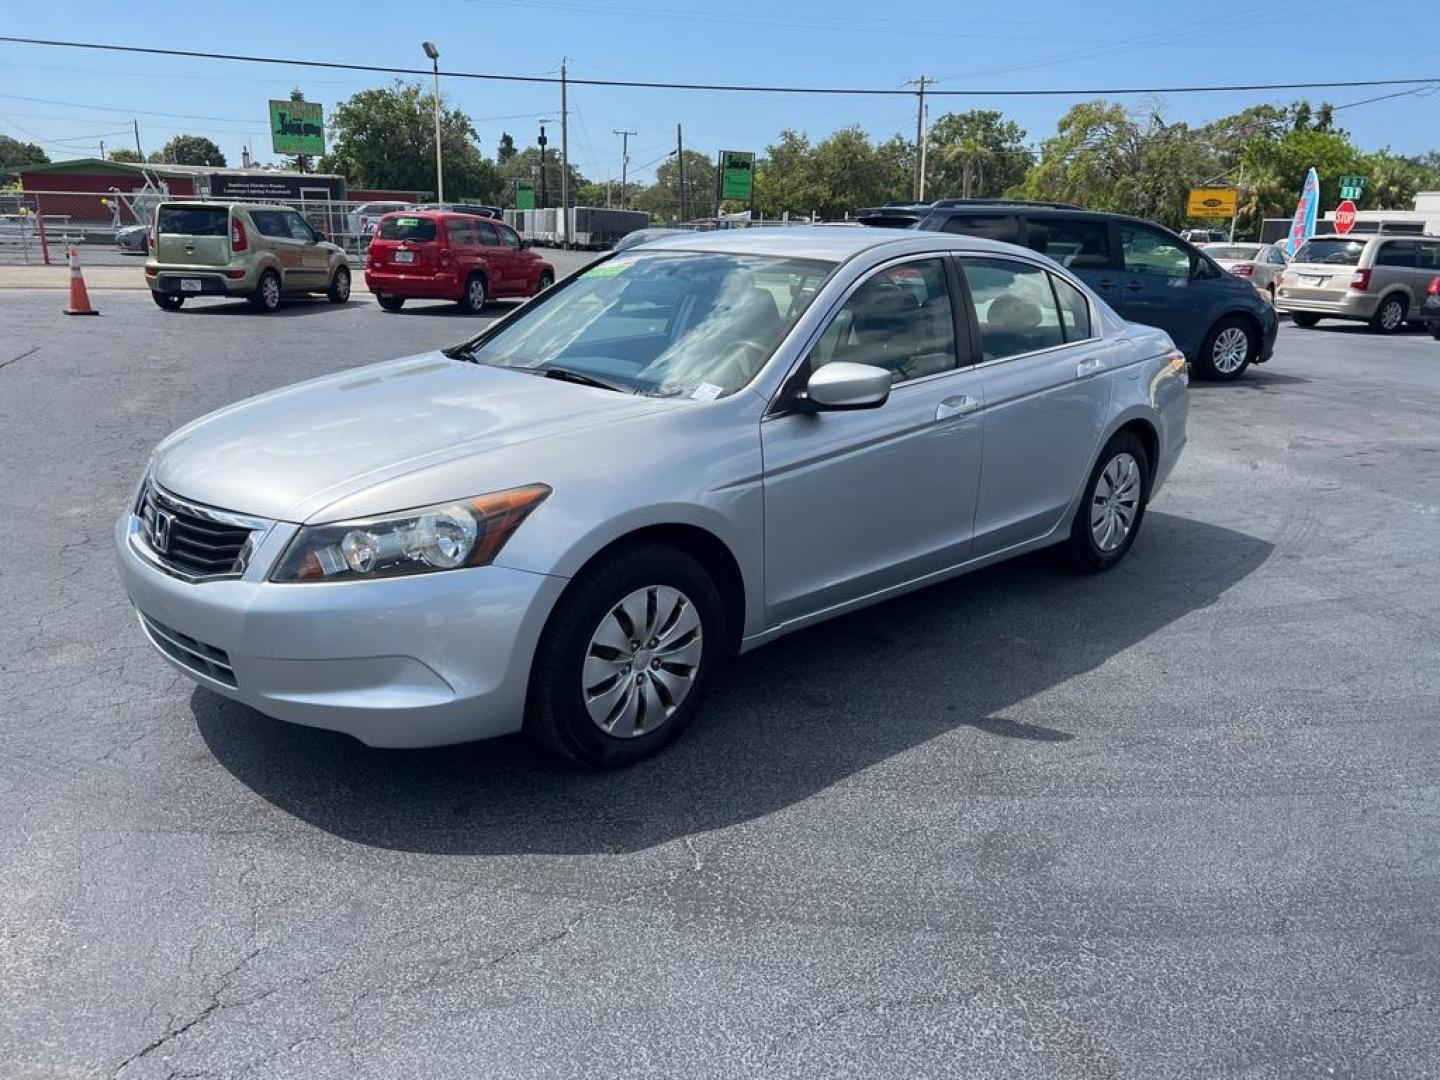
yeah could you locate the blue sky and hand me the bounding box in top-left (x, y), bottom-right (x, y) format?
top-left (3, 0), bottom-right (1437, 185)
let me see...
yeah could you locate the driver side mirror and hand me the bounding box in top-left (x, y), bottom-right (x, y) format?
top-left (796, 361), bottom-right (891, 412)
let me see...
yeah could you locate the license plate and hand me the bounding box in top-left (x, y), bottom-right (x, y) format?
top-left (394, 250), bottom-right (414, 264)
top-left (181, 278), bottom-right (202, 292)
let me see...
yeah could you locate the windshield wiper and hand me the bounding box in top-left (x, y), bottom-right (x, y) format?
top-left (539, 366), bottom-right (637, 394)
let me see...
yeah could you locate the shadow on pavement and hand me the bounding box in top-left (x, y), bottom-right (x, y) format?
top-left (177, 298), bottom-right (365, 318)
top-left (197, 511), bottom-right (1273, 855)
top-left (1190, 369), bottom-right (1312, 392)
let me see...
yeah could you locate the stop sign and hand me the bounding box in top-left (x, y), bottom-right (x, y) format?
top-left (1335, 199), bottom-right (1358, 234)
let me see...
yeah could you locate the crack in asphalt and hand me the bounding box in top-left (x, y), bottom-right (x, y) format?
top-left (0, 345), bottom-right (40, 371)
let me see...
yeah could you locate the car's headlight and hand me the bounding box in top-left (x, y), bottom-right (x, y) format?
top-left (270, 484), bottom-right (551, 583)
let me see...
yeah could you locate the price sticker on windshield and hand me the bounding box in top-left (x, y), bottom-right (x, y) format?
top-left (584, 260), bottom-right (633, 277)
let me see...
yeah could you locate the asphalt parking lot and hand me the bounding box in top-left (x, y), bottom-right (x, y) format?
top-left (2, 289), bottom-right (1437, 1078)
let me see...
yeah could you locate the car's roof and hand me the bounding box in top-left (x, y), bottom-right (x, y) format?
top-left (629, 225), bottom-right (1030, 262)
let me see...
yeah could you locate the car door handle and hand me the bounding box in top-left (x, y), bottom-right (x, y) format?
top-left (1095, 279), bottom-right (1115, 290)
top-left (935, 395), bottom-right (981, 421)
top-left (1075, 357), bottom-right (1106, 379)
top-left (1124, 282), bottom-right (1144, 292)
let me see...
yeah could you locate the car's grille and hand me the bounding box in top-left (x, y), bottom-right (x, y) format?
top-left (138, 612), bottom-right (237, 687)
top-left (138, 484), bottom-right (261, 581)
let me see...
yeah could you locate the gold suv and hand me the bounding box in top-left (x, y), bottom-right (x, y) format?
top-left (145, 201), bottom-right (351, 312)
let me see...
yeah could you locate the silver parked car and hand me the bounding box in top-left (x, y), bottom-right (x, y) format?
top-left (1204, 242), bottom-right (1288, 302)
top-left (116, 229), bottom-right (1189, 766)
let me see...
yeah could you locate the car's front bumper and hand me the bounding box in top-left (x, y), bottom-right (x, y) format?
top-left (115, 512), bottom-right (565, 747)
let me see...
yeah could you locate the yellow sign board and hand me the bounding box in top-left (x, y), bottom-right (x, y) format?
top-left (1187, 187), bottom-right (1238, 218)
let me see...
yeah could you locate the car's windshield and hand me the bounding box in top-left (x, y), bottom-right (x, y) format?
top-left (1205, 245), bottom-right (1261, 260)
top-left (1294, 238), bottom-right (1366, 265)
top-left (465, 250), bottom-right (834, 397)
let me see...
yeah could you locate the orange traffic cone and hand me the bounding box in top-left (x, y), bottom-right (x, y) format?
top-left (64, 246), bottom-right (99, 316)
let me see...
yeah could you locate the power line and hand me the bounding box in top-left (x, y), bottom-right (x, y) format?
top-left (3, 36), bottom-right (1439, 98)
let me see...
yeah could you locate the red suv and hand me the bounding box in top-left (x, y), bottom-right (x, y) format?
top-left (365, 211), bottom-right (556, 312)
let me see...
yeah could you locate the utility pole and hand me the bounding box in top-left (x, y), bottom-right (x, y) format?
top-left (560, 59), bottom-right (571, 248)
top-left (99, 140), bottom-right (105, 161)
top-left (676, 124), bottom-right (686, 222)
top-left (132, 119), bottom-right (143, 159)
top-left (612, 128), bottom-right (636, 210)
top-left (907, 75), bottom-right (931, 201)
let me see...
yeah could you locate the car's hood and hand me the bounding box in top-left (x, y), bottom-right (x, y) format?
top-left (152, 352), bottom-right (671, 522)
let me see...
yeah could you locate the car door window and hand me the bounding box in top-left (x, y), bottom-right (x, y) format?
top-left (250, 210), bottom-right (290, 238)
top-left (498, 225), bottom-right (522, 248)
top-left (1377, 241), bottom-right (1417, 268)
top-left (1028, 218), bottom-right (1112, 270)
top-left (939, 214), bottom-right (1019, 244)
top-left (1050, 273), bottom-right (1093, 342)
top-left (809, 259), bottom-right (959, 383)
top-left (445, 218), bottom-right (474, 247)
top-left (960, 257), bottom-right (1066, 360)
top-left (476, 220), bottom-right (500, 246)
top-left (1419, 242), bottom-right (1440, 270)
top-left (1121, 224), bottom-right (1191, 279)
top-left (280, 212), bottom-right (314, 241)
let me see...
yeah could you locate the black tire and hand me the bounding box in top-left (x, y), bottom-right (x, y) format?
top-left (376, 293), bottom-right (405, 312)
top-left (151, 292), bottom-right (183, 311)
top-left (1291, 312), bottom-right (1321, 328)
top-left (1266, 282), bottom-right (1276, 306)
top-left (248, 270), bottom-right (281, 312)
top-left (1193, 315), bottom-right (1256, 381)
top-left (1430, 327), bottom-right (1440, 341)
top-left (526, 543), bottom-right (725, 768)
top-left (1368, 294), bottom-right (1407, 334)
top-left (327, 265), bottom-right (351, 304)
top-left (459, 273), bottom-right (487, 313)
top-left (1064, 431), bottom-right (1150, 573)
top-left (534, 270), bottom-right (554, 295)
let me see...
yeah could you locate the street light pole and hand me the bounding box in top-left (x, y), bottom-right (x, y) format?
top-left (422, 41), bottom-right (444, 205)
top-left (537, 119), bottom-right (552, 210)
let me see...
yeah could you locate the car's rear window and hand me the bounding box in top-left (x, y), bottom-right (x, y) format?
top-left (1294, 238), bottom-right (1366, 265)
top-left (377, 216), bottom-right (437, 242)
top-left (157, 206), bottom-right (228, 237)
top-left (1205, 245), bottom-right (1261, 260)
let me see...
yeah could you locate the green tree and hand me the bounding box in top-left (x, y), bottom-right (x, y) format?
top-left (107, 148), bottom-right (143, 164)
top-left (150, 135), bottom-right (226, 167)
top-left (632, 149), bottom-right (715, 222)
top-left (926, 110), bottom-right (1031, 199)
top-left (0, 134), bottom-right (50, 171)
top-left (754, 126), bottom-right (908, 219)
top-left (497, 132), bottom-right (517, 165)
top-left (281, 87), bottom-right (315, 173)
top-left (319, 80), bottom-right (501, 202)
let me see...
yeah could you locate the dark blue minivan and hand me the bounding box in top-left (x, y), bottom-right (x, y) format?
top-left (861, 200), bottom-right (1278, 381)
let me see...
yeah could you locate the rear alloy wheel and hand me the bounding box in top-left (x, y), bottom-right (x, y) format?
top-left (1066, 431), bottom-right (1150, 573)
top-left (327, 266), bottom-right (351, 304)
top-left (376, 293), bottom-right (405, 312)
top-left (527, 543), bottom-right (723, 767)
top-left (151, 292), bottom-right (184, 311)
top-left (1369, 295), bottom-right (1406, 333)
top-left (1195, 317), bottom-right (1255, 381)
top-left (460, 273), bottom-right (487, 313)
top-left (1291, 313), bottom-right (1321, 328)
top-left (248, 270), bottom-right (281, 312)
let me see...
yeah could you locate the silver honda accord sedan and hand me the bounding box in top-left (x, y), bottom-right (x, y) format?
top-left (116, 228), bottom-right (1189, 766)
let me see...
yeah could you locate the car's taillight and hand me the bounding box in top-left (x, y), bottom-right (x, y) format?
top-left (149, 218), bottom-right (157, 250)
top-left (1428, 275), bottom-right (1439, 295)
top-left (1349, 268), bottom-right (1371, 291)
top-left (231, 216), bottom-right (248, 252)
top-left (1231, 262), bottom-right (1254, 276)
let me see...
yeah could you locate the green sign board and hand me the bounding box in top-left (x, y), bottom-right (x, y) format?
top-left (269, 99), bottom-right (325, 156)
top-left (515, 181), bottom-right (536, 211)
top-left (1339, 174), bottom-right (1366, 201)
top-left (719, 150), bottom-right (755, 201)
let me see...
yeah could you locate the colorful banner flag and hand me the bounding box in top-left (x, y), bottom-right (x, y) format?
top-left (1281, 167), bottom-right (1320, 257)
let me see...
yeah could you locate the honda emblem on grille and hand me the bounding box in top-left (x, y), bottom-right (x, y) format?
top-left (152, 508), bottom-right (175, 554)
